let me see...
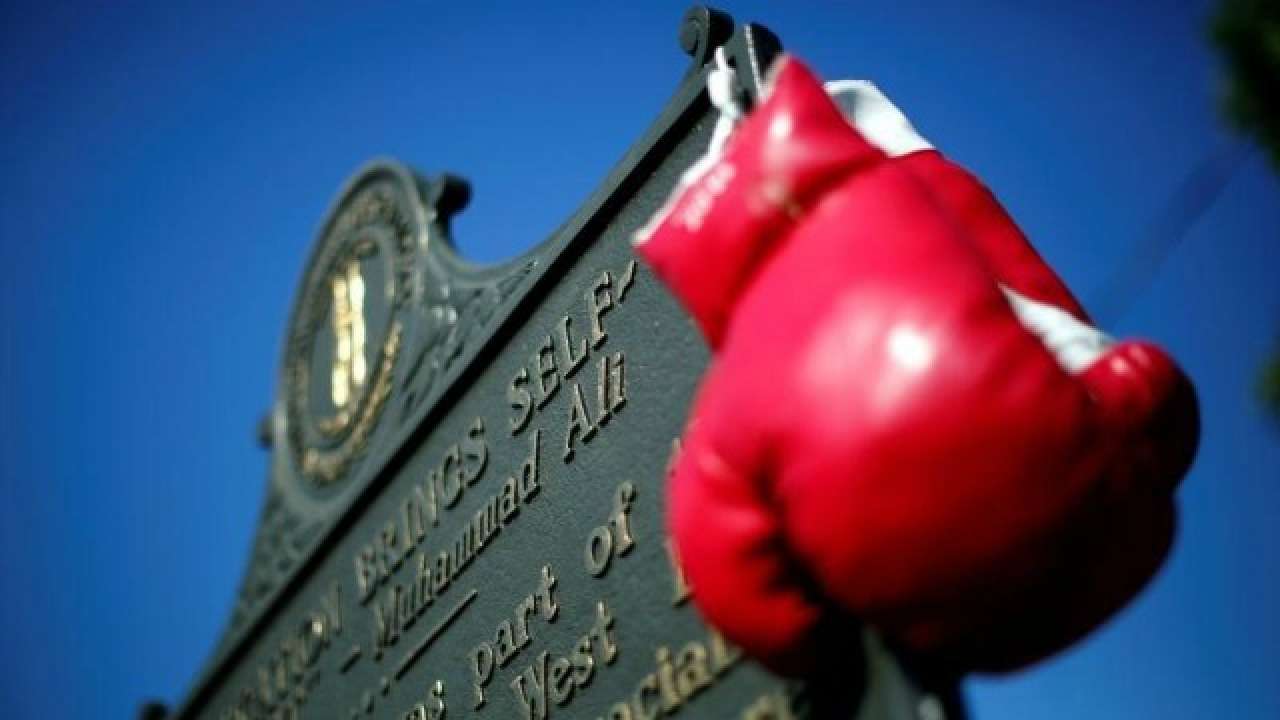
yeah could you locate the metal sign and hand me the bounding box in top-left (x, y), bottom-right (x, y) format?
top-left (171, 8), bottom-right (964, 719)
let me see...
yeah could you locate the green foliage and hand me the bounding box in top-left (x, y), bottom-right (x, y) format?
top-left (1214, 1), bottom-right (1280, 423)
top-left (1263, 341), bottom-right (1280, 420)
top-left (1213, 0), bottom-right (1280, 168)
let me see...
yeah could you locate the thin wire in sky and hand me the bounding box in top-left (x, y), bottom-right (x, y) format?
top-left (1090, 141), bottom-right (1253, 324)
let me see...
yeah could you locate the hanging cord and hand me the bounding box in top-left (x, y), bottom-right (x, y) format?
top-left (633, 46), bottom-right (748, 245)
top-left (682, 46), bottom-right (745, 182)
top-left (707, 47), bottom-right (745, 156)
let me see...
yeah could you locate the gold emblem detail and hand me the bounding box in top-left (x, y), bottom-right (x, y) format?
top-left (318, 258), bottom-right (371, 436)
top-left (285, 180), bottom-right (416, 489)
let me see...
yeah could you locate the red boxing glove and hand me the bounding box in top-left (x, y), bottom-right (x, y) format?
top-left (635, 56), bottom-right (1198, 674)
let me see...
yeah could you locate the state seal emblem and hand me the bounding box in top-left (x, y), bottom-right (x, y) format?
top-left (282, 164), bottom-right (427, 488)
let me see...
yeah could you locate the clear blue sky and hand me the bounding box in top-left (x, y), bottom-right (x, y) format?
top-left (1, 1), bottom-right (1277, 717)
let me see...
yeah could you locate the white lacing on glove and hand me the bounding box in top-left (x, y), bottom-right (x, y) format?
top-left (1001, 287), bottom-right (1113, 374)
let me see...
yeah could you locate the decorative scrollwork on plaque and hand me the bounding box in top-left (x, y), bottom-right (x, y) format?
top-left (397, 259), bottom-right (536, 425)
top-left (228, 489), bottom-right (323, 629)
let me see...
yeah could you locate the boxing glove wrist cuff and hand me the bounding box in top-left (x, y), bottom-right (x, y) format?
top-left (825, 79), bottom-right (934, 158)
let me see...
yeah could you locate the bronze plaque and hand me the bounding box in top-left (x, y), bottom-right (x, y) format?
top-left (175, 9), bottom-right (963, 719)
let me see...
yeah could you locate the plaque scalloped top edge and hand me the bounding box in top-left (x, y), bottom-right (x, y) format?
top-left (174, 7), bottom-right (782, 715)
